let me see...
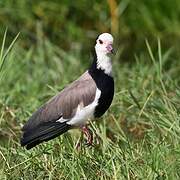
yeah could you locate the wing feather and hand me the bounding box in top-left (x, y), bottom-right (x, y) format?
top-left (22, 71), bottom-right (97, 131)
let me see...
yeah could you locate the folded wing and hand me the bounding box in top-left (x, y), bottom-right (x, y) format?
top-left (21, 71), bottom-right (97, 149)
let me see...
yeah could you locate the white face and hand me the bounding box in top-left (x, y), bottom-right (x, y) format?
top-left (95, 33), bottom-right (114, 55)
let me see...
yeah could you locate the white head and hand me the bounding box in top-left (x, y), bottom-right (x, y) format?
top-left (94, 33), bottom-right (114, 75)
top-left (95, 33), bottom-right (114, 55)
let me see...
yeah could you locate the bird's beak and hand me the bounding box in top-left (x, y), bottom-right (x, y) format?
top-left (106, 44), bottom-right (115, 55)
top-left (111, 48), bottom-right (116, 55)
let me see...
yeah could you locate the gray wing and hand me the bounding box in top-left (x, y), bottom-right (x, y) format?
top-left (23, 71), bottom-right (97, 131)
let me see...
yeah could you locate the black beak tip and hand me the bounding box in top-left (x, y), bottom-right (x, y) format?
top-left (111, 49), bottom-right (116, 55)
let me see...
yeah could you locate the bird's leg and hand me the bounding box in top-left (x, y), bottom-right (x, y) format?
top-left (81, 125), bottom-right (93, 146)
top-left (75, 125), bottom-right (93, 150)
top-left (89, 122), bottom-right (102, 146)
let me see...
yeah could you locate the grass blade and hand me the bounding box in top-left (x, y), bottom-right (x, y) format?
top-left (0, 31), bottom-right (20, 74)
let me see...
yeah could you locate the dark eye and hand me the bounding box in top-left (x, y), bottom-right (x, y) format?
top-left (99, 39), bottom-right (103, 44)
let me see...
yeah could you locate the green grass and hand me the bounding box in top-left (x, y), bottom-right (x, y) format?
top-left (0, 31), bottom-right (179, 179)
top-left (1, 0), bottom-right (180, 61)
top-left (1, 0), bottom-right (180, 179)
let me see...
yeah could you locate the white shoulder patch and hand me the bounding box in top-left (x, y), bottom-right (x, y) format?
top-left (59, 88), bottom-right (101, 126)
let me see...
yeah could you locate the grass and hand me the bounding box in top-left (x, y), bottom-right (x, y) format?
top-left (0, 30), bottom-right (179, 179)
top-left (1, 1), bottom-right (180, 179)
top-left (1, 0), bottom-right (180, 61)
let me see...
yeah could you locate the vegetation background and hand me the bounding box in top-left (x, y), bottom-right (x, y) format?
top-left (0, 0), bottom-right (180, 179)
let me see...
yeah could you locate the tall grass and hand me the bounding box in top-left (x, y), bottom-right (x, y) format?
top-left (0, 0), bottom-right (180, 178)
top-left (0, 29), bottom-right (179, 179)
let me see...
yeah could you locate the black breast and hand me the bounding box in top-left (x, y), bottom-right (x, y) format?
top-left (88, 69), bottom-right (114, 118)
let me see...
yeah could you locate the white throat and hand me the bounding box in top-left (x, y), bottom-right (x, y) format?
top-left (96, 51), bottom-right (112, 75)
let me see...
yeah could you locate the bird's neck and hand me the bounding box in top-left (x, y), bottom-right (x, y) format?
top-left (89, 50), bottom-right (112, 76)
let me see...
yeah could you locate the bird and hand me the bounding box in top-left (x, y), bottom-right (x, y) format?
top-left (21, 33), bottom-right (115, 150)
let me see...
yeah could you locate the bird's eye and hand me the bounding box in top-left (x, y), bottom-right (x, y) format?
top-left (99, 40), bottom-right (103, 44)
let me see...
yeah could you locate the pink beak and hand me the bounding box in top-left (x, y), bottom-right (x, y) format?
top-left (106, 44), bottom-right (115, 54)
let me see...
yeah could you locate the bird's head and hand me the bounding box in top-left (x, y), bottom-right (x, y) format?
top-left (95, 33), bottom-right (114, 56)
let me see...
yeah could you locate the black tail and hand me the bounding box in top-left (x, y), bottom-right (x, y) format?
top-left (21, 122), bottom-right (70, 150)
